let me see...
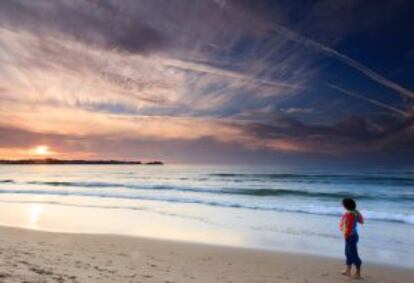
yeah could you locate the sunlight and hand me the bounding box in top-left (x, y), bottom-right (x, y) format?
top-left (33, 146), bottom-right (51, 156)
top-left (28, 204), bottom-right (43, 229)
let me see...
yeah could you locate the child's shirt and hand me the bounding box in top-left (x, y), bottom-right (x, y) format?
top-left (340, 210), bottom-right (364, 239)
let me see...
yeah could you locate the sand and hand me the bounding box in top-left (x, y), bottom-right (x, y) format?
top-left (0, 226), bottom-right (412, 283)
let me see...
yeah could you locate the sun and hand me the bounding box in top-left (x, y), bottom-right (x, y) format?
top-left (33, 146), bottom-right (51, 156)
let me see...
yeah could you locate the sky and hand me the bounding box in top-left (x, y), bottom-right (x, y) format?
top-left (0, 0), bottom-right (413, 165)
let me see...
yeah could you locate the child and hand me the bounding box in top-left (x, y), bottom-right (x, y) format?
top-left (340, 198), bottom-right (364, 279)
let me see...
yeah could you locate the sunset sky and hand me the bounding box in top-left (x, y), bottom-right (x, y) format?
top-left (0, 0), bottom-right (413, 164)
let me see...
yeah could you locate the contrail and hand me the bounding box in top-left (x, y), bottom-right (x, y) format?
top-left (326, 83), bottom-right (409, 117)
top-left (164, 58), bottom-right (303, 90)
top-left (272, 25), bottom-right (414, 100)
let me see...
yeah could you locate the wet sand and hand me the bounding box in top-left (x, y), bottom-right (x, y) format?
top-left (0, 226), bottom-right (412, 282)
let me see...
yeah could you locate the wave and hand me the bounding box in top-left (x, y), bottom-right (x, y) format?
top-left (209, 173), bottom-right (414, 186)
top-left (28, 181), bottom-right (121, 188)
top-left (0, 188), bottom-right (413, 225)
top-left (12, 180), bottom-right (414, 201)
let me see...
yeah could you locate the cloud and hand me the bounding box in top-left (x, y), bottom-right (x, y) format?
top-left (0, 0), bottom-right (168, 54)
top-left (0, 0), bottom-right (412, 163)
top-left (242, 115), bottom-right (414, 155)
top-left (0, 1), bottom-right (317, 121)
top-left (282, 107), bottom-right (314, 114)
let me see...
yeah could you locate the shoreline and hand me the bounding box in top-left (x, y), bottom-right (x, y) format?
top-left (0, 195), bottom-right (412, 269)
top-left (0, 226), bottom-right (412, 282)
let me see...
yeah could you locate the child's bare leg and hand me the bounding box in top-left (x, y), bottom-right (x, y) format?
top-left (341, 265), bottom-right (351, 276)
top-left (352, 267), bottom-right (361, 279)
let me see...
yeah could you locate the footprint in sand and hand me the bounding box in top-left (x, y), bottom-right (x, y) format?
top-left (0, 273), bottom-right (11, 279)
top-left (30, 266), bottom-right (54, 276)
top-left (320, 272), bottom-right (330, 277)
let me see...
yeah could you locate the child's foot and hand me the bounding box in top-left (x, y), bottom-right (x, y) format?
top-left (352, 273), bottom-right (362, 280)
top-left (341, 269), bottom-right (351, 276)
top-left (352, 269), bottom-right (362, 280)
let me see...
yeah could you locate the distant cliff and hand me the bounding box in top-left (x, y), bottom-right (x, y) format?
top-left (0, 159), bottom-right (163, 165)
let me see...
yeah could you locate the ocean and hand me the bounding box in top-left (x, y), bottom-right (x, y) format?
top-left (0, 164), bottom-right (413, 267)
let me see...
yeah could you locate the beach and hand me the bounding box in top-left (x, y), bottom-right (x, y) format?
top-left (1, 226), bottom-right (412, 283)
top-left (0, 164), bottom-right (413, 282)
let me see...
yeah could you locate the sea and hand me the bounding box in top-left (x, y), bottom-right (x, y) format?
top-left (0, 164), bottom-right (413, 267)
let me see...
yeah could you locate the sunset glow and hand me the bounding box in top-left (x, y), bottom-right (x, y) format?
top-left (33, 146), bottom-right (51, 156)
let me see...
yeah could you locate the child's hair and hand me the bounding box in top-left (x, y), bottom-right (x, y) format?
top-left (342, 198), bottom-right (356, 210)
